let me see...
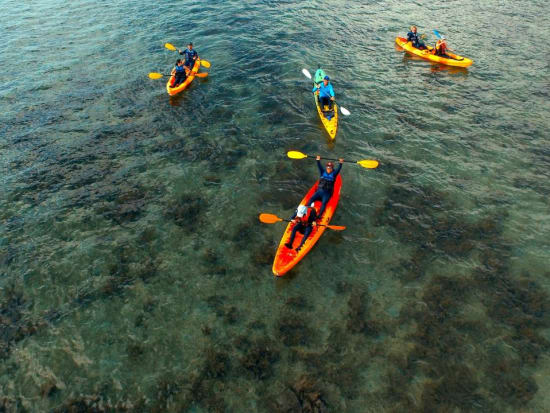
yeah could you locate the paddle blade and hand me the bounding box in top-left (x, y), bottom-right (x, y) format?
top-left (259, 213), bottom-right (283, 224)
top-left (302, 68), bottom-right (312, 79)
top-left (195, 72), bottom-right (208, 78)
top-left (200, 59), bottom-right (211, 68)
top-left (433, 29), bottom-right (442, 39)
top-left (165, 42), bottom-right (177, 51)
top-left (148, 72), bottom-right (164, 80)
top-left (357, 160), bottom-right (379, 169)
top-left (326, 225), bottom-right (346, 231)
top-left (287, 151), bottom-right (308, 160)
top-left (340, 106), bottom-right (351, 116)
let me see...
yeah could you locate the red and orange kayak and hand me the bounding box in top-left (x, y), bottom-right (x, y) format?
top-left (272, 174), bottom-right (342, 276)
top-left (166, 59), bottom-right (201, 96)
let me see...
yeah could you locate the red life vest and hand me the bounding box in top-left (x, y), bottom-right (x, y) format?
top-left (297, 207), bottom-right (313, 225)
top-left (435, 40), bottom-right (447, 55)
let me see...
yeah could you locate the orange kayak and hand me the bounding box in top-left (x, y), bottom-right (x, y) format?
top-left (166, 59), bottom-right (201, 96)
top-left (395, 36), bottom-right (473, 67)
top-left (272, 174), bottom-right (342, 276)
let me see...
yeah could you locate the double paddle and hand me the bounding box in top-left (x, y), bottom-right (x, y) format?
top-left (259, 213), bottom-right (346, 231)
top-left (302, 69), bottom-right (351, 116)
top-left (287, 150), bottom-right (379, 169)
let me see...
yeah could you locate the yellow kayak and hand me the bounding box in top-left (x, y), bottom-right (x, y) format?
top-left (313, 68), bottom-right (338, 140)
top-left (395, 37), bottom-right (473, 68)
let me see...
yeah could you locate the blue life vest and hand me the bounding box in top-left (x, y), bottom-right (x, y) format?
top-left (319, 170), bottom-right (337, 191)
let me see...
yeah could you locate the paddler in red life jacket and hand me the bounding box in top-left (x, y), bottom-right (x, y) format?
top-left (284, 204), bottom-right (318, 252)
top-left (434, 37), bottom-right (450, 57)
top-left (306, 156), bottom-right (343, 218)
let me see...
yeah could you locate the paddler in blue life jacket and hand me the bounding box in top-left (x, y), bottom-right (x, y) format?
top-left (406, 26), bottom-right (427, 50)
top-left (178, 42), bottom-right (198, 74)
top-left (306, 156), bottom-right (343, 218)
top-left (285, 204), bottom-right (318, 252)
top-left (312, 76), bottom-right (335, 118)
top-left (170, 59), bottom-right (186, 88)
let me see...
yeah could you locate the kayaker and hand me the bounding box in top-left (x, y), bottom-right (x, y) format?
top-left (434, 37), bottom-right (450, 57)
top-left (170, 59), bottom-right (186, 88)
top-left (179, 42), bottom-right (198, 74)
top-left (406, 26), bottom-right (427, 50)
top-left (285, 204), bottom-right (318, 252)
top-left (312, 76), bottom-right (335, 117)
top-left (306, 156), bottom-right (343, 218)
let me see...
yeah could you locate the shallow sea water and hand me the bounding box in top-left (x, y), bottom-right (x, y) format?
top-left (1, 0), bottom-right (550, 411)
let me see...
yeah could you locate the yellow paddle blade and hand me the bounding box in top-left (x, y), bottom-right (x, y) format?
top-left (148, 72), bottom-right (164, 79)
top-left (259, 213), bottom-right (283, 224)
top-left (287, 151), bottom-right (308, 160)
top-left (326, 225), bottom-right (346, 231)
top-left (165, 43), bottom-right (177, 51)
top-left (357, 160), bottom-right (379, 169)
top-left (195, 72), bottom-right (208, 78)
top-left (200, 59), bottom-right (211, 68)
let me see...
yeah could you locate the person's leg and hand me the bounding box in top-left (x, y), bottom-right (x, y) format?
top-left (296, 226), bottom-right (313, 251)
top-left (320, 96), bottom-right (330, 110)
top-left (174, 73), bottom-right (184, 86)
top-left (306, 190), bottom-right (323, 207)
top-left (318, 190), bottom-right (332, 218)
top-left (285, 224), bottom-right (303, 248)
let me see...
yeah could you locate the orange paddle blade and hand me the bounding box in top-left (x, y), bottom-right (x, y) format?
top-left (259, 213), bottom-right (283, 224)
top-left (326, 225), bottom-right (346, 231)
top-left (195, 72), bottom-right (208, 78)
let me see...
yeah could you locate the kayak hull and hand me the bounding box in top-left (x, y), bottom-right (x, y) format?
top-left (313, 68), bottom-right (338, 140)
top-left (395, 37), bottom-right (473, 67)
top-left (272, 174), bottom-right (342, 276)
top-left (166, 59), bottom-right (201, 96)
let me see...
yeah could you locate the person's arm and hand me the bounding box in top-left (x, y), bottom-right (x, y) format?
top-left (316, 156), bottom-right (323, 175)
top-left (289, 210), bottom-right (297, 222)
top-left (334, 159), bottom-right (343, 176)
top-left (312, 85), bottom-right (319, 93)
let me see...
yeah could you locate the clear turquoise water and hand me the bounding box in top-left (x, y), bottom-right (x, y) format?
top-left (1, 0), bottom-right (549, 411)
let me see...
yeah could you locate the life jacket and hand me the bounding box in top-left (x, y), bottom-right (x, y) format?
top-left (435, 40), bottom-right (447, 55)
top-left (408, 31), bottom-right (420, 47)
top-left (297, 207), bottom-right (313, 225)
top-left (319, 170), bottom-right (337, 192)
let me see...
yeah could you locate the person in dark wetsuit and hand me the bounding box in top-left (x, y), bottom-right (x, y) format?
top-left (178, 42), bottom-right (198, 74)
top-left (406, 26), bottom-right (427, 49)
top-left (306, 156), bottom-right (343, 218)
top-left (171, 59), bottom-right (186, 88)
top-left (285, 204), bottom-right (318, 252)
